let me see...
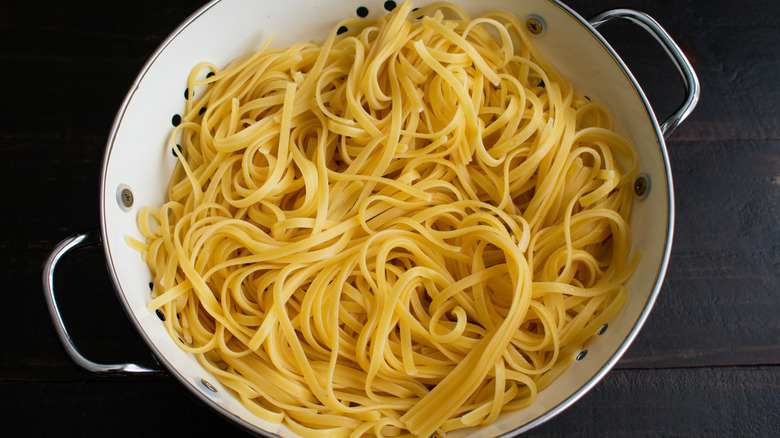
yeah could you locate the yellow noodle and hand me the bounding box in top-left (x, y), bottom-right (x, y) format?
top-left (137, 1), bottom-right (639, 436)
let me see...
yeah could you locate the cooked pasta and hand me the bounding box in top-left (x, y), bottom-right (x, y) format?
top-left (135, 1), bottom-right (639, 436)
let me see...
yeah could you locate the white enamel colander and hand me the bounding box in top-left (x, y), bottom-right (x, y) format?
top-left (43, 0), bottom-right (698, 436)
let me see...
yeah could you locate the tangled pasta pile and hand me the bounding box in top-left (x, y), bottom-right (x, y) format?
top-left (135, 1), bottom-right (639, 436)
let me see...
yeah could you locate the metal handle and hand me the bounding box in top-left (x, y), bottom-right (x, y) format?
top-left (589, 9), bottom-right (700, 139)
top-left (42, 230), bottom-right (162, 376)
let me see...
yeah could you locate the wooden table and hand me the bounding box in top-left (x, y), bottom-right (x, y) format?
top-left (2, 0), bottom-right (778, 435)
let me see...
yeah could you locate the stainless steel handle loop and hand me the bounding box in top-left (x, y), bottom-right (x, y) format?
top-left (42, 230), bottom-right (162, 376)
top-left (590, 9), bottom-right (700, 138)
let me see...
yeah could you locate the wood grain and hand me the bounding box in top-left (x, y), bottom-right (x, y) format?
top-left (2, 367), bottom-right (777, 436)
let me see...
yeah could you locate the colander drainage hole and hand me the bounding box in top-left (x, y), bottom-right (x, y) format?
top-left (155, 309), bottom-right (166, 321)
top-left (337, 26), bottom-right (348, 34)
top-left (384, 0), bottom-right (397, 11)
top-left (356, 6), bottom-right (369, 18)
top-left (576, 350), bottom-right (588, 361)
top-left (597, 323), bottom-right (608, 335)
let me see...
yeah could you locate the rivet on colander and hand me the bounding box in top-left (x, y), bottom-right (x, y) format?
top-left (525, 16), bottom-right (545, 35)
top-left (576, 350), bottom-right (588, 361)
top-left (200, 379), bottom-right (218, 394)
top-left (116, 184), bottom-right (134, 211)
top-left (634, 174), bottom-right (650, 198)
top-left (155, 309), bottom-right (166, 321)
top-left (597, 323), bottom-right (608, 335)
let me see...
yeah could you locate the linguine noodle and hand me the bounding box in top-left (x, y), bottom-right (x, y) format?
top-left (134, 1), bottom-right (639, 436)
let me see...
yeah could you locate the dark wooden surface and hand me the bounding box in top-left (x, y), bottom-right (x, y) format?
top-left (2, 0), bottom-right (778, 436)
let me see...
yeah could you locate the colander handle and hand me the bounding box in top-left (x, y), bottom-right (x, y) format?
top-left (42, 230), bottom-right (163, 376)
top-left (589, 9), bottom-right (700, 139)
